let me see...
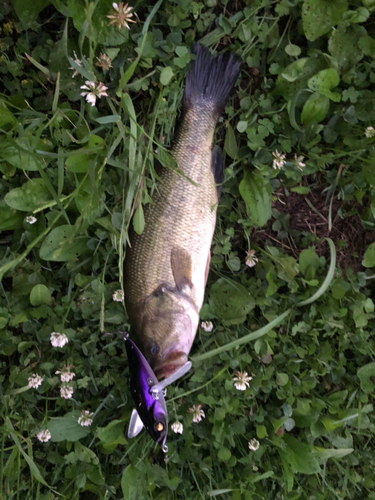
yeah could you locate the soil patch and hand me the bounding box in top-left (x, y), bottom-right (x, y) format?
top-left (253, 188), bottom-right (373, 273)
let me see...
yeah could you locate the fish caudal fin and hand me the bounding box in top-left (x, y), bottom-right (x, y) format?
top-left (183, 43), bottom-right (242, 116)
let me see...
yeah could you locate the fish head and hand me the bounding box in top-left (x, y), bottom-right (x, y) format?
top-left (141, 287), bottom-right (199, 380)
top-left (124, 334), bottom-right (168, 451)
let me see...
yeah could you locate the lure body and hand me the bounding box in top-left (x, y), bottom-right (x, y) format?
top-left (124, 335), bottom-right (168, 451)
top-left (123, 333), bottom-right (192, 451)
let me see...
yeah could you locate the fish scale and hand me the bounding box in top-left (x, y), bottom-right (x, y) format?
top-left (124, 43), bottom-right (241, 380)
top-left (127, 107), bottom-right (217, 303)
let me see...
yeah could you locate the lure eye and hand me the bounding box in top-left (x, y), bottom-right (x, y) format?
top-left (155, 422), bottom-right (164, 432)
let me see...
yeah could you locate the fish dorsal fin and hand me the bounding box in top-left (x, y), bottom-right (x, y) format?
top-left (211, 146), bottom-right (224, 200)
top-left (171, 247), bottom-right (193, 292)
top-left (128, 408), bottom-right (144, 438)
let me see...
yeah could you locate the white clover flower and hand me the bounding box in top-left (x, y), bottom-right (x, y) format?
top-left (112, 289), bottom-right (125, 302)
top-left (50, 332), bottom-right (69, 348)
top-left (233, 371), bottom-right (252, 391)
top-left (248, 438), bottom-right (260, 451)
top-left (78, 410), bottom-right (94, 427)
top-left (171, 421), bottom-right (183, 434)
top-left (80, 81), bottom-right (108, 107)
top-left (55, 365), bottom-right (75, 382)
top-left (188, 404), bottom-right (205, 423)
top-left (365, 126), bottom-right (375, 138)
top-left (107, 2), bottom-right (136, 30)
top-left (272, 150), bottom-right (286, 170)
top-left (60, 385), bottom-right (74, 399)
top-left (69, 50), bottom-right (83, 78)
top-left (28, 374), bottom-right (43, 389)
top-left (293, 154), bottom-right (305, 170)
top-left (245, 249), bottom-right (258, 268)
top-left (96, 53), bottom-right (112, 71)
top-left (61, 372), bottom-right (75, 382)
top-left (25, 215), bottom-right (37, 224)
top-left (37, 429), bottom-right (51, 442)
top-left (201, 321), bottom-right (213, 332)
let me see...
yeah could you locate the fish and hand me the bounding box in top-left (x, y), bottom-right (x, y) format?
top-left (123, 332), bottom-right (192, 452)
top-left (124, 42), bottom-right (241, 380)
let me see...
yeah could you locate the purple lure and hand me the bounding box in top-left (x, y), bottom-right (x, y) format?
top-left (123, 333), bottom-right (168, 452)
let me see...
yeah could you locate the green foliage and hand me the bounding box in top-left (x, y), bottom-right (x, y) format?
top-left (1, 0), bottom-right (375, 499)
top-left (362, 242), bottom-right (375, 267)
top-left (39, 226), bottom-right (90, 261)
top-left (239, 170), bottom-right (272, 227)
top-left (48, 412), bottom-right (92, 442)
top-left (5, 179), bottom-right (54, 211)
top-left (209, 278), bottom-right (255, 324)
top-left (302, 0), bottom-right (348, 41)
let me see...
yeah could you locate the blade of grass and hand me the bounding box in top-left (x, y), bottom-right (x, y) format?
top-left (24, 53), bottom-right (50, 76)
top-left (288, 89), bottom-right (310, 131)
top-left (62, 17), bottom-right (68, 57)
top-left (52, 72), bottom-right (60, 114)
top-left (169, 367), bottom-right (227, 401)
top-left (36, 147), bottom-right (103, 158)
top-left (296, 238), bottom-right (336, 306)
top-left (35, 158), bottom-right (71, 224)
top-left (67, 56), bottom-right (95, 81)
top-left (304, 196), bottom-right (327, 222)
top-left (5, 418), bottom-right (50, 490)
top-left (191, 309), bottom-right (292, 364)
top-left (122, 93), bottom-right (137, 174)
top-left (57, 147), bottom-right (64, 197)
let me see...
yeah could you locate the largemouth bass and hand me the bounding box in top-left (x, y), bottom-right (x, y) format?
top-left (124, 43), bottom-right (241, 381)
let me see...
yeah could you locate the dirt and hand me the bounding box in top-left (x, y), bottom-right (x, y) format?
top-left (252, 188), bottom-right (373, 273)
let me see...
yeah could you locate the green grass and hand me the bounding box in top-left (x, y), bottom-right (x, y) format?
top-left (1, 0), bottom-right (375, 498)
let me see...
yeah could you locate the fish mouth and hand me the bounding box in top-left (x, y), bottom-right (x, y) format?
top-left (154, 351), bottom-right (188, 380)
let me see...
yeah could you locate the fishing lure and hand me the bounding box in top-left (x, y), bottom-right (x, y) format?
top-left (122, 333), bottom-right (191, 452)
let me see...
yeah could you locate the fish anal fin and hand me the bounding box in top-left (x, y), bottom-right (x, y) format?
top-left (171, 247), bottom-right (193, 292)
top-left (211, 146), bottom-right (224, 200)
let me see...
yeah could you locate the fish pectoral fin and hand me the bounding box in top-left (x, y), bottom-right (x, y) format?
top-left (211, 146), bottom-right (224, 200)
top-left (171, 247), bottom-right (193, 292)
top-left (128, 408), bottom-right (144, 438)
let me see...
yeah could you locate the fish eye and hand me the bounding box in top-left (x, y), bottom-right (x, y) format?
top-left (147, 378), bottom-right (154, 386)
top-left (150, 342), bottom-right (159, 355)
top-left (155, 422), bottom-right (164, 432)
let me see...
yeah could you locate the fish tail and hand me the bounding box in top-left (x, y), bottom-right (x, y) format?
top-left (182, 43), bottom-right (242, 116)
